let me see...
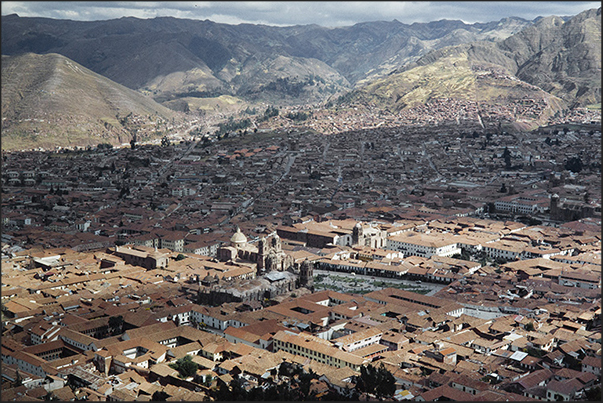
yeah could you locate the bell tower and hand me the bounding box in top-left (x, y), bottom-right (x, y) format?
top-left (300, 258), bottom-right (314, 290)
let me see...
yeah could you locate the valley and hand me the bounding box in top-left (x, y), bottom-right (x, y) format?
top-left (0, 5), bottom-right (601, 402)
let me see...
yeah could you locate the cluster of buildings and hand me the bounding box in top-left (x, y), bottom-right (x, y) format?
top-left (1, 208), bottom-right (600, 400)
top-left (258, 91), bottom-right (600, 136)
top-left (1, 92), bottom-right (600, 400)
top-left (2, 110), bottom-right (600, 257)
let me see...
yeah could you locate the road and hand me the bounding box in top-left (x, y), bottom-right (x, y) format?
top-left (235, 150), bottom-right (297, 216)
top-left (422, 142), bottom-right (442, 180)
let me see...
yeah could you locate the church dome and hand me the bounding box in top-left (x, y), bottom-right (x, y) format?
top-left (230, 227), bottom-right (247, 246)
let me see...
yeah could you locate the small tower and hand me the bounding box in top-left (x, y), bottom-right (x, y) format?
top-left (352, 222), bottom-right (364, 246)
top-left (270, 234), bottom-right (282, 253)
top-left (258, 237), bottom-right (267, 270)
top-left (550, 193), bottom-right (560, 220)
top-left (299, 258), bottom-right (314, 290)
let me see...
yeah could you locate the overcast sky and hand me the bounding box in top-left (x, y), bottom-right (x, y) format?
top-left (1, 1), bottom-right (599, 27)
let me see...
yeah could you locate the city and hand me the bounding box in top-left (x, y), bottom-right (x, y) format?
top-left (1, 2), bottom-right (601, 401)
top-left (1, 109), bottom-right (601, 400)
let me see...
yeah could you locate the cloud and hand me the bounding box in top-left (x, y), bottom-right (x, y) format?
top-left (1, 1), bottom-right (599, 26)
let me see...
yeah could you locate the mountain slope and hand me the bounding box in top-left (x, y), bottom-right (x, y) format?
top-left (0, 13), bottom-right (533, 106)
top-left (1, 52), bottom-right (180, 151)
top-left (499, 8), bottom-right (602, 108)
top-left (341, 8), bottom-right (600, 118)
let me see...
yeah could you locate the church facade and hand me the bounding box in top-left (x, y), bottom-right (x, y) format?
top-left (200, 227), bottom-right (313, 306)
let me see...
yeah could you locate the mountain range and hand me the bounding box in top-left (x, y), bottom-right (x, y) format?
top-left (1, 8), bottom-right (600, 150)
top-left (352, 8), bottom-right (601, 111)
top-left (0, 12), bottom-right (541, 105)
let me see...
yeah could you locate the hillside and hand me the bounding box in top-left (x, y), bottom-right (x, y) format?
top-left (341, 8), bottom-right (601, 119)
top-left (1, 9), bottom-right (599, 150)
top-left (499, 7), bottom-right (602, 108)
top-left (1, 52), bottom-right (181, 151)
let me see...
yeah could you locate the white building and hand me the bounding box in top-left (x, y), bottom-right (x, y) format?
top-left (386, 232), bottom-right (461, 258)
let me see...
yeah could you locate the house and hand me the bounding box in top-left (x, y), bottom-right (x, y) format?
top-left (505, 368), bottom-right (553, 396)
top-left (416, 384), bottom-right (476, 401)
top-left (449, 373), bottom-right (491, 395)
top-left (581, 355), bottom-right (601, 375)
top-left (386, 232), bottom-right (461, 258)
top-left (112, 245), bottom-right (169, 270)
top-left (546, 378), bottom-right (584, 401)
top-left (93, 337), bottom-right (168, 374)
top-left (332, 327), bottom-right (382, 353)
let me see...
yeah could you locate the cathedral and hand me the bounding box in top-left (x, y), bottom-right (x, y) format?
top-left (352, 222), bottom-right (388, 249)
top-left (200, 227), bottom-right (315, 306)
top-left (217, 226), bottom-right (294, 275)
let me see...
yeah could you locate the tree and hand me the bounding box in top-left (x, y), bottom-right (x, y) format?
top-left (169, 354), bottom-right (199, 378)
top-left (108, 315), bottom-right (124, 335)
top-left (356, 364), bottom-right (396, 398)
top-left (584, 386), bottom-right (601, 401)
top-left (565, 156), bottom-right (583, 173)
top-left (298, 370), bottom-right (317, 399)
top-left (263, 106), bottom-right (279, 119)
top-left (502, 147), bottom-right (512, 169)
top-left (175, 253), bottom-right (187, 261)
top-left (228, 377), bottom-right (248, 400)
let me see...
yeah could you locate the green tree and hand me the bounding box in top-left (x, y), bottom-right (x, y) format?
top-left (264, 106), bottom-right (279, 119)
top-left (229, 377), bottom-right (248, 400)
top-left (356, 364), bottom-right (396, 398)
top-left (584, 386), bottom-right (601, 401)
top-left (175, 253), bottom-right (187, 261)
top-left (97, 143), bottom-right (113, 150)
top-left (502, 147), bottom-right (512, 169)
top-left (299, 370), bottom-right (317, 399)
top-left (565, 156), bottom-right (583, 173)
top-left (169, 354), bottom-right (199, 378)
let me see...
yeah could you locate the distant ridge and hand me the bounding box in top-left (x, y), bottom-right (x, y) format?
top-left (1, 8), bottom-right (600, 150)
top-left (0, 12), bottom-right (536, 106)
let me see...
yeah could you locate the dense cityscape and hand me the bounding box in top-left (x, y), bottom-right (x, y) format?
top-left (1, 1), bottom-right (601, 401)
top-left (1, 101), bottom-right (601, 400)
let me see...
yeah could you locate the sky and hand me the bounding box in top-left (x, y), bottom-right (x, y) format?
top-left (1, 1), bottom-right (600, 27)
